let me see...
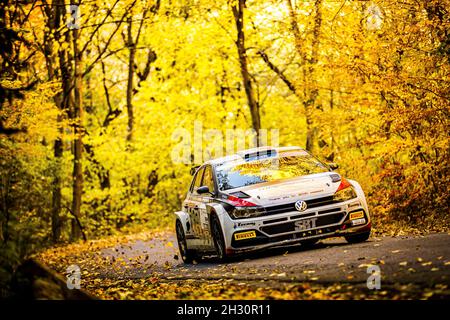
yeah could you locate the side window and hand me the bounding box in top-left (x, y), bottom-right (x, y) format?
top-left (189, 170), bottom-right (197, 193)
top-left (202, 166), bottom-right (215, 194)
top-left (191, 167), bottom-right (204, 194)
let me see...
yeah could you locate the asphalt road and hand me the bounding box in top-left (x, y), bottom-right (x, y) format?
top-left (99, 233), bottom-right (450, 287)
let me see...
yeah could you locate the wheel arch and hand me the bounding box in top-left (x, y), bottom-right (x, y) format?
top-left (174, 210), bottom-right (191, 235)
top-left (348, 179), bottom-right (370, 219)
top-left (206, 203), bottom-right (227, 233)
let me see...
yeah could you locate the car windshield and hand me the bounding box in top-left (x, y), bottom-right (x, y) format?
top-left (215, 150), bottom-right (329, 191)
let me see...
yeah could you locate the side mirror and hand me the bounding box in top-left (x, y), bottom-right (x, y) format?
top-left (197, 185), bottom-right (212, 195)
top-left (328, 163), bottom-right (339, 170)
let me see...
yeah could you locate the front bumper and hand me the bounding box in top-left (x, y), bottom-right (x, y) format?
top-left (222, 197), bottom-right (371, 254)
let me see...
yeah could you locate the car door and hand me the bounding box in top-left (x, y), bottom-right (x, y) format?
top-left (187, 166), bottom-right (205, 240)
top-left (197, 165), bottom-right (216, 245)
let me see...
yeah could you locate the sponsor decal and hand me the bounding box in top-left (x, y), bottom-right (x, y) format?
top-left (237, 222), bottom-right (256, 227)
top-left (234, 230), bottom-right (256, 240)
top-left (349, 211), bottom-right (365, 220)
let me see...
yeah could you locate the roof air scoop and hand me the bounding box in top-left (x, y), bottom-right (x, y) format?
top-left (242, 148), bottom-right (277, 161)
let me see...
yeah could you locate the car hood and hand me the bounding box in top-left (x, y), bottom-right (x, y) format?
top-left (231, 172), bottom-right (341, 206)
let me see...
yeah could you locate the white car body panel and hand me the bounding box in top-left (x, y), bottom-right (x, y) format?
top-left (174, 146), bottom-right (371, 257)
top-left (238, 173), bottom-right (338, 207)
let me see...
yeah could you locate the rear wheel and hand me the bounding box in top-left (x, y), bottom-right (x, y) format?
top-left (211, 215), bottom-right (227, 262)
top-left (175, 220), bottom-right (196, 263)
top-left (345, 230), bottom-right (371, 244)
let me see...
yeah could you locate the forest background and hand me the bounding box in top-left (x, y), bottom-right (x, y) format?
top-left (0, 0), bottom-right (449, 292)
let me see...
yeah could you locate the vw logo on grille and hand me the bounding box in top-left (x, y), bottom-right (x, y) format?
top-left (295, 200), bottom-right (307, 212)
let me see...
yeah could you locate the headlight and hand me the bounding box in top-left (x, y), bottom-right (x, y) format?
top-left (229, 206), bottom-right (266, 219)
top-left (333, 186), bottom-right (357, 202)
top-left (332, 177), bottom-right (357, 202)
top-left (224, 194), bottom-right (266, 219)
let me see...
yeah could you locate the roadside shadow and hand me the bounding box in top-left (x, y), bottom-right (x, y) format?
top-left (196, 238), bottom-right (365, 265)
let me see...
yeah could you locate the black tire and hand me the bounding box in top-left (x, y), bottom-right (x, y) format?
top-left (300, 238), bottom-right (319, 247)
top-left (211, 215), bottom-right (227, 262)
top-left (345, 230), bottom-right (371, 244)
top-left (175, 220), bottom-right (196, 264)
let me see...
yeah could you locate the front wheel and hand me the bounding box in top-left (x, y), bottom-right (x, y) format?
top-left (344, 230), bottom-right (371, 244)
top-left (211, 215), bottom-right (227, 262)
top-left (175, 220), bottom-right (196, 263)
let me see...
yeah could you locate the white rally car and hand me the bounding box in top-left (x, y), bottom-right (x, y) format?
top-left (174, 146), bottom-right (371, 263)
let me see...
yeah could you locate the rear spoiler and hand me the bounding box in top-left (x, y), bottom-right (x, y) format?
top-left (189, 165), bottom-right (201, 176)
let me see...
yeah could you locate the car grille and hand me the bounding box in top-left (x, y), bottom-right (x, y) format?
top-left (260, 212), bottom-right (345, 235)
top-left (264, 196), bottom-right (340, 216)
top-left (231, 225), bottom-right (341, 248)
top-left (268, 225), bottom-right (341, 243)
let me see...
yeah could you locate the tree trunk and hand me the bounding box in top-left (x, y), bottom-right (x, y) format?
top-left (232, 0), bottom-right (261, 145)
top-left (51, 136), bottom-right (63, 242)
top-left (126, 15), bottom-right (136, 143)
top-left (44, 0), bottom-right (66, 242)
top-left (305, 0), bottom-right (322, 153)
top-left (286, 0), bottom-right (322, 153)
top-left (71, 7), bottom-right (83, 241)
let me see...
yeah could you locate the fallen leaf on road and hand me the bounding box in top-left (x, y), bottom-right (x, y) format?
top-left (431, 268), bottom-right (440, 272)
